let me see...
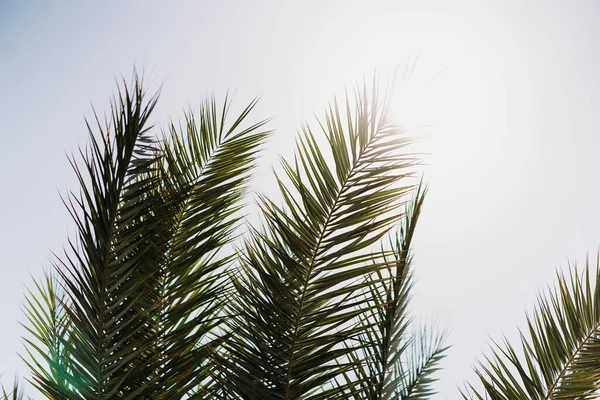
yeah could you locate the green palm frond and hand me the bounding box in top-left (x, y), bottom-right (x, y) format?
top-left (139, 95), bottom-right (270, 398)
top-left (338, 184), bottom-right (447, 400)
top-left (398, 325), bottom-right (448, 400)
top-left (22, 271), bottom-right (72, 396)
top-left (225, 81), bottom-right (417, 399)
top-left (463, 256), bottom-right (600, 400)
top-left (337, 186), bottom-right (422, 399)
top-left (25, 75), bottom-right (165, 399)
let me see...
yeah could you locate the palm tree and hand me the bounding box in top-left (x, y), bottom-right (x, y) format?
top-left (462, 257), bottom-right (600, 400)
top-left (18, 74), bottom-right (447, 399)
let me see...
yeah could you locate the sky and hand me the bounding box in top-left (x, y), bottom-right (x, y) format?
top-left (1, 0), bottom-right (600, 398)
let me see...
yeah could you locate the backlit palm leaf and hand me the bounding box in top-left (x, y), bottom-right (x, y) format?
top-left (139, 96), bottom-right (270, 398)
top-left (23, 272), bottom-right (72, 395)
top-left (339, 184), bottom-right (448, 400)
top-left (398, 325), bottom-right (448, 400)
top-left (226, 81), bottom-right (417, 399)
top-left (41, 76), bottom-right (165, 399)
top-left (463, 256), bottom-right (600, 399)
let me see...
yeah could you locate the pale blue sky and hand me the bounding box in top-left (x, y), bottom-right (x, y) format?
top-left (1, 1), bottom-right (600, 398)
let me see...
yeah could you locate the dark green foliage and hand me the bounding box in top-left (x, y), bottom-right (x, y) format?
top-left (21, 75), bottom-right (448, 399)
top-left (21, 71), bottom-right (600, 400)
top-left (21, 72), bottom-right (600, 400)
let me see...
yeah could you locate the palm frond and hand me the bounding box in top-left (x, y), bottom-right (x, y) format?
top-left (463, 255), bottom-right (600, 400)
top-left (226, 80), bottom-right (417, 399)
top-left (22, 271), bottom-right (72, 396)
top-left (337, 184), bottom-right (447, 400)
top-left (25, 74), bottom-right (166, 399)
top-left (139, 95), bottom-right (271, 398)
top-left (398, 325), bottom-right (448, 400)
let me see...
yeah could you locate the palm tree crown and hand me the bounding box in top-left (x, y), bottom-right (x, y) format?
top-left (19, 74), bottom-right (446, 400)
top-left (16, 73), bottom-right (600, 400)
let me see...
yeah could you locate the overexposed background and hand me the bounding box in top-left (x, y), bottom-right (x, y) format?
top-left (1, 1), bottom-right (600, 398)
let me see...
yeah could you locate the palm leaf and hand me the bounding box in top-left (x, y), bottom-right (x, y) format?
top-left (22, 271), bottom-right (72, 396)
top-left (139, 95), bottom-right (270, 398)
top-left (337, 184), bottom-right (447, 400)
top-left (463, 256), bottom-right (600, 399)
top-left (25, 74), bottom-right (166, 399)
top-left (398, 325), bottom-right (448, 400)
top-left (226, 80), bottom-right (417, 399)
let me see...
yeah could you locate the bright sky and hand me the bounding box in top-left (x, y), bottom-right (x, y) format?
top-left (1, 1), bottom-right (599, 398)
